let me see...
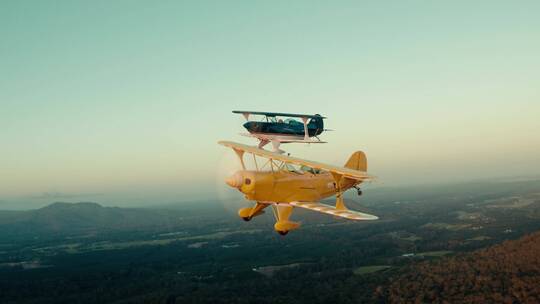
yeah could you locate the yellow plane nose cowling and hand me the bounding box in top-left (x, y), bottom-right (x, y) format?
top-left (225, 171), bottom-right (269, 200)
top-left (225, 172), bottom-right (244, 188)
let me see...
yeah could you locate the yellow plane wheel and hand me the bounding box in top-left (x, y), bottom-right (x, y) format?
top-left (277, 230), bottom-right (289, 236)
top-left (241, 216), bottom-right (251, 222)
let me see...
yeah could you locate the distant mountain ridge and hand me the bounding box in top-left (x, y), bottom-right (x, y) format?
top-left (0, 202), bottom-right (182, 238)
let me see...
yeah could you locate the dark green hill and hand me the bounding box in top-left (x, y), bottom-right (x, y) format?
top-left (0, 202), bottom-right (182, 238)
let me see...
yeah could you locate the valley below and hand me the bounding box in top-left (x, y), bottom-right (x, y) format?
top-left (2, 179), bottom-right (540, 303)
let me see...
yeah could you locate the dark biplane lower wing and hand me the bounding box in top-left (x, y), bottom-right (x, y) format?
top-left (232, 110), bottom-right (326, 119)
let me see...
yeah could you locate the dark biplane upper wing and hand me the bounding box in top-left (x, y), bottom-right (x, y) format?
top-left (232, 110), bottom-right (326, 119)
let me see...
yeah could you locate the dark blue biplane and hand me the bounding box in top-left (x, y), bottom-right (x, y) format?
top-left (233, 111), bottom-right (327, 152)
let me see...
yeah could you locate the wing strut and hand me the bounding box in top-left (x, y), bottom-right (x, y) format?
top-left (233, 148), bottom-right (246, 170)
top-left (252, 154), bottom-right (258, 171)
top-left (271, 140), bottom-right (284, 154)
top-left (331, 172), bottom-right (346, 210)
top-left (301, 117), bottom-right (309, 140)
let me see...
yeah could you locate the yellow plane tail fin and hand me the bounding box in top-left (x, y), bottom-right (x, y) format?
top-left (344, 151), bottom-right (367, 172)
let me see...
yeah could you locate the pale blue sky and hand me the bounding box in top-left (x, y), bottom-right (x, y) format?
top-left (1, 1), bottom-right (539, 206)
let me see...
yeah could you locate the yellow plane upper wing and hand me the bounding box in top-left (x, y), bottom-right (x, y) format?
top-left (218, 140), bottom-right (374, 181)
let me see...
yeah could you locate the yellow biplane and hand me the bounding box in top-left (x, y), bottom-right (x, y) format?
top-left (219, 141), bottom-right (378, 235)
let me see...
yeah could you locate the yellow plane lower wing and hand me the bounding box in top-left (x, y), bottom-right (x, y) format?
top-left (289, 201), bottom-right (378, 221)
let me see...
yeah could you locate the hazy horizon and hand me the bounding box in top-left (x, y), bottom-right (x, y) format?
top-left (2, 1), bottom-right (539, 207)
top-left (2, 174), bottom-right (539, 211)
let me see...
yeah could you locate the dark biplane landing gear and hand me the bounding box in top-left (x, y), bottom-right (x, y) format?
top-left (277, 230), bottom-right (289, 236)
top-left (354, 186), bottom-right (362, 196)
top-left (241, 216), bottom-right (252, 222)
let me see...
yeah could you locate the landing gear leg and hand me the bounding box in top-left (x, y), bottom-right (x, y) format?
top-left (238, 202), bottom-right (268, 221)
top-left (271, 204), bottom-right (300, 236)
top-left (271, 140), bottom-right (285, 154)
top-left (258, 139), bottom-right (270, 149)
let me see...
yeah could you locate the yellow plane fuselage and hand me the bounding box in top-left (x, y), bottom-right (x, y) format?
top-left (227, 170), bottom-right (358, 203)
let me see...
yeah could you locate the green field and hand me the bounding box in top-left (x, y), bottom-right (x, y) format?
top-left (253, 263), bottom-right (304, 277)
top-left (353, 265), bottom-right (391, 275)
top-left (31, 229), bottom-right (263, 254)
top-left (467, 236), bottom-right (491, 241)
top-left (418, 251), bottom-right (453, 257)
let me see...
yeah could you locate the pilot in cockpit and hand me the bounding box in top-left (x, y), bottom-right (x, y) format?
top-left (300, 165), bottom-right (321, 174)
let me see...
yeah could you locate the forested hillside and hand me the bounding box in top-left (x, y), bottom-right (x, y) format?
top-left (381, 230), bottom-right (540, 303)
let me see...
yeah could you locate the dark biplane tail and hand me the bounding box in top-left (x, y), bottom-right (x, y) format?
top-left (308, 114), bottom-right (324, 136)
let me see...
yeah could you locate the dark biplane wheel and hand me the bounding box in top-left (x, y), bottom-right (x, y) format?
top-left (277, 230), bottom-right (289, 236)
top-left (357, 190), bottom-right (363, 196)
top-left (242, 217), bottom-right (251, 222)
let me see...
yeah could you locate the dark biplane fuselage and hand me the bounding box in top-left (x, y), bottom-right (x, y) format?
top-left (243, 115), bottom-right (324, 137)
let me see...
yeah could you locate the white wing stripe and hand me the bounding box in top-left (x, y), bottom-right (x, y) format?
top-left (289, 201), bottom-right (378, 221)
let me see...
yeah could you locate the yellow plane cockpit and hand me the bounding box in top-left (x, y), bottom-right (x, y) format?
top-left (282, 163), bottom-right (321, 175)
top-left (300, 165), bottom-right (320, 174)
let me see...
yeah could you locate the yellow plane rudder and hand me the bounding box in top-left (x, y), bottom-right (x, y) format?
top-left (344, 151), bottom-right (367, 172)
